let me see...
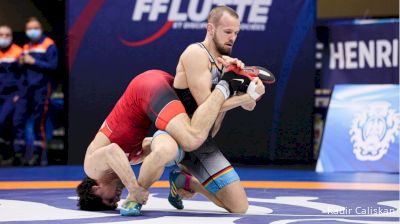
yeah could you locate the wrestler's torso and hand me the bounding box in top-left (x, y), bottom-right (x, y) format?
top-left (174, 43), bottom-right (223, 115)
top-left (104, 70), bottom-right (174, 161)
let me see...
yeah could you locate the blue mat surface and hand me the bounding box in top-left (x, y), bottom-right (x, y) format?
top-left (0, 166), bottom-right (398, 224)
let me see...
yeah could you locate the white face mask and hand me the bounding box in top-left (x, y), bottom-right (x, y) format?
top-left (0, 37), bottom-right (12, 49)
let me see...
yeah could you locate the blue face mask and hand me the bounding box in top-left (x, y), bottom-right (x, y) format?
top-left (26, 29), bottom-right (42, 41)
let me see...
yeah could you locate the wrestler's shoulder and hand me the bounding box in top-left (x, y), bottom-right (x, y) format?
top-left (181, 44), bottom-right (208, 61)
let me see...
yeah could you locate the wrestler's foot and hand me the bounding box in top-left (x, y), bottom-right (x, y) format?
top-left (236, 66), bottom-right (275, 93)
top-left (168, 169), bottom-right (193, 210)
top-left (219, 65), bottom-right (252, 95)
top-left (244, 66), bottom-right (275, 84)
top-left (120, 201), bottom-right (142, 216)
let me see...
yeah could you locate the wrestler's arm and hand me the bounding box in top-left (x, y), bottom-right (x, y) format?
top-left (107, 145), bottom-right (149, 202)
top-left (182, 48), bottom-right (255, 136)
top-left (220, 94), bottom-right (255, 112)
top-left (217, 56), bottom-right (256, 111)
top-left (211, 112), bottom-right (226, 137)
top-left (84, 139), bottom-right (148, 204)
top-left (182, 47), bottom-right (254, 111)
top-left (181, 45), bottom-right (214, 104)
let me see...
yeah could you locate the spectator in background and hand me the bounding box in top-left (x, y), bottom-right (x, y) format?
top-left (17, 17), bottom-right (58, 166)
top-left (0, 25), bottom-right (23, 165)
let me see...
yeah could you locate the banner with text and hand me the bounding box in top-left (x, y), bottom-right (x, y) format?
top-left (67, 0), bottom-right (316, 164)
top-left (316, 19), bottom-right (399, 89)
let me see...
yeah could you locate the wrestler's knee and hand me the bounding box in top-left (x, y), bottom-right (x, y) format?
top-left (215, 181), bottom-right (249, 214)
top-left (151, 140), bottom-right (179, 165)
top-left (225, 199), bottom-right (248, 214)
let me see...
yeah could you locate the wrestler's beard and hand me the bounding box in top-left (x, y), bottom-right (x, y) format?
top-left (213, 35), bottom-right (232, 56)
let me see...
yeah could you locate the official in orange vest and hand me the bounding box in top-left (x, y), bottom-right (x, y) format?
top-left (17, 17), bottom-right (58, 166)
top-left (0, 25), bottom-right (24, 165)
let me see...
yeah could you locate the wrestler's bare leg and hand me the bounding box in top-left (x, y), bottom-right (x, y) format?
top-left (138, 89), bottom-right (226, 191)
top-left (138, 133), bottom-right (179, 189)
top-left (179, 165), bottom-right (248, 213)
top-left (177, 165), bottom-right (224, 208)
top-left (215, 181), bottom-right (248, 213)
top-left (165, 89), bottom-right (226, 151)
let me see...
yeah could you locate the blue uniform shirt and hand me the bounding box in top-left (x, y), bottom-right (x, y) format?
top-left (22, 35), bottom-right (58, 86)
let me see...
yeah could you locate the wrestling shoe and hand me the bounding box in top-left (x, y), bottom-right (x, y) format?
top-left (220, 65), bottom-right (251, 95)
top-left (221, 65), bottom-right (275, 94)
top-left (229, 66), bottom-right (275, 93)
top-left (120, 201), bottom-right (142, 216)
top-left (244, 66), bottom-right (275, 84)
top-left (168, 169), bottom-right (193, 210)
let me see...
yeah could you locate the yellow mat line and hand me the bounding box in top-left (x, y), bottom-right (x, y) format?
top-left (0, 181), bottom-right (398, 191)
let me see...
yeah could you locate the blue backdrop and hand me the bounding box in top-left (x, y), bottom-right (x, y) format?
top-left (317, 85), bottom-right (400, 172)
top-left (316, 19), bottom-right (399, 89)
top-left (67, 0), bottom-right (316, 164)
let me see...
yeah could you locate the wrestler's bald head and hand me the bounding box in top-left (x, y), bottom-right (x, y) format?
top-left (207, 6), bottom-right (239, 26)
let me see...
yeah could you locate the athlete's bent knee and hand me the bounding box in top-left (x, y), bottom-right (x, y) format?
top-left (226, 201), bottom-right (249, 214)
top-left (151, 143), bottom-right (178, 165)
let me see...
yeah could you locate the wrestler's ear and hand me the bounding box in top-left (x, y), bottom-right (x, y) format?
top-left (91, 185), bottom-right (100, 193)
top-left (207, 23), bottom-right (215, 36)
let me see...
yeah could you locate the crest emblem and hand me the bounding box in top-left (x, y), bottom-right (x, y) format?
top-left (350, 101), bottom-right (400, 161)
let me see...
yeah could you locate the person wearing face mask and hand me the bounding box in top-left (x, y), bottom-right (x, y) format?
top-left (17, 17), bottom-right (58, 166)
top-left (0, 25), bottom-right (24, 165)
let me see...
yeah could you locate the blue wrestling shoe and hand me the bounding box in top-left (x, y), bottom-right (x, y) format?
top-left (120, 201), bottom-right (142, 216)
top-left (168, 169), bottom-right (193, 210)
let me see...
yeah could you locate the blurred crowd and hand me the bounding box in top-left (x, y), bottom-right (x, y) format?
top-left (0, 17), bottom-right (58, 166)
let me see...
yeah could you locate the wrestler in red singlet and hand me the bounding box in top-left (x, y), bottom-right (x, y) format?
top-left (99, 70), bottom-right (186, 163)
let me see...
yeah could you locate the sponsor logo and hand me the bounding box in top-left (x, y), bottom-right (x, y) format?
top-left (350, 101), bottom-right (400, 161)
top-left (122, 0), bottom-right (273, 46)
top-left (233, 78), bottom-right (245, 84)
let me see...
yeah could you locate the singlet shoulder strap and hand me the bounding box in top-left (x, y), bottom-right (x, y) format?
top-left (196, 42), bottom-right (223, 73)
top-left (197, 42), bottom-right (216, 64)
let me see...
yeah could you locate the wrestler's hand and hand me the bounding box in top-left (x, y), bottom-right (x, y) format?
top-left (123, 185), bottom-right (149, 206)
top-left (217, 55), bottom-right (245, 69)
top-left (255, 78), bottom-right (265, 96)
top-left (177, 188), bottom-right (196, 199)
top-left (247, 78), bottom-right (265, 100)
